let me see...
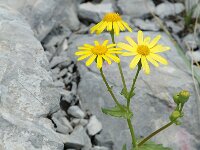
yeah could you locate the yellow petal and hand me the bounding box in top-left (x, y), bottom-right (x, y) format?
top-left (122, 52), bottom-right (137, 56)
top-left (75, 51), bottom-right (91, 56)
top-left (94, 40), bottom-right (100, 46)
top-left (141, 56), bottom-right (150, 74)
top-left (143, 36), bottom-right (151, 44)
top-left (78, 47), bottom-right (91, 50)
top-left (129, 55), bottom-right (141, 69)
top-left (96, 21), bottom-right (108, 34)
top-left (84, 44), bottom-right (94, 48)
top-left (151, 45), bottom-right (170, 53)
top-left (125, 36), bottom-right (137, 48)
top-left (90, 21), bottom-right (104, 33)
top-left (149, 35), bottom-right (161, 48)
top-left (137, 30), bottom-right (143, 45)
top-left (86, 55), bottom-right (97, 66)
top-left (117, 21), bottom-right (125, 31)
top-left (107, 44), bottom-right (116, 48)
top-left (113, 22), bottom-right (119, 35)
top-left (108, 51), bottom-right (122, 54)
top-left (150, 53), bottom-right (168, 65)
top-left (107, 22), bottom-right (113, 31)
top-left (97, 55), bottom-right (103, 69)
top-left (117, 42), bottom-right (135, 51)
top-left (102, 40), bottom-right (109, 46)
top-left (106, 54), bottom-right (120, 63)
top-left (146, 55), bottom-right (159, 67)
top-left (108, 48), bottom-right (122, 51)
top-left (102, 55), bottom-right (111, 65)
top-left (77, 54), bottom-right (92, 61)
top-left (121, 21), bottom-right (132, 32)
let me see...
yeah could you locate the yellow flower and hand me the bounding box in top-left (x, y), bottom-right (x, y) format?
top-left (117, 30), bottom-right (170, 74)
top-left (75, 40), bottom-right (122, 69)
top-left (90, 12), bottom-right (132, 35)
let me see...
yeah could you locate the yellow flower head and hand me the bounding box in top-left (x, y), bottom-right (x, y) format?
top-left (90, 12), bottom-right (132, 35)
top-left (75, 40), bottom-right (122, 69)
top-left (117, 30), bottom-right (170, 74)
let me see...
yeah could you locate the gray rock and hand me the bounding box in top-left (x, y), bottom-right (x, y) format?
top-left (59, 126), bottom-right (92, 149)
top-left (1, 0), bottom-right (80, 41)
top-left (117, 0), bottom-right (155, 18)
top-left (95, 132), bottom-right (114, 149)
top-left (78, 2), bottom-right (114, 23)
top-left (53, 80), bottom-right (65, 88)
top-left (52, 110), bottom-right (73, 134)
top-left (71, 118), bottom-right (88, 127)
top-left (68, 106), bottom-right (85, 118)
top-left (68, 32), bottom-right (200, 150)
top-left (186, 51), bottom-right (200, 62)
top-left (58, 68), bottom-right (68, 78)
top-left (91, 146), bottom-right (110, 150)
top-left (165, 21), bottom-right (184, 33)
top-left (0, 6), bottom-right (62, 149)
top-left (155, 2), bottom-right (185, 18)
top-left (183, 33), bottom-right (199, 50)
top-left (132, 19), bottom-right (160, 31)
top-left (87, 115), bottom-right (103, 136)
top-left (50, 56), bottom-right (67, 68)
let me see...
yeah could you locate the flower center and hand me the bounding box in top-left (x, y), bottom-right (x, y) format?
top-left (91, 46), bottom-right (108, 55)
top-left (103, 13), bottom-right (122, 22)
top-left (137, 45), bottom-right (150, 56)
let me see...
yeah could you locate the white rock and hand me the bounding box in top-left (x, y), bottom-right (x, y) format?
top-left (165, 21), bottom-right (184, 33)
top-left (117, 0), bottom-right (155, 18)
top-left (186, 51), bottom-right (200, 62)
top-left (87, 116), bottom-right (102, 136)
top-left (183, 34), bottom-right (198, 50)
top-left (78, 2), bottom-right (114, 23)
top-left (132, 19), bottom-right (160, 31)
top-left (156, 2), bottom-right (185, 18)
top-left (68, 106), bottom-right (85, 118)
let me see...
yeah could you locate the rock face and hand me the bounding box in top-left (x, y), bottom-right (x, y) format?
top-left (117, 0), bottom-right (155, 18)
top-left (0, 5), bottom-right (63, 149)
top-left (68, 32), bottom-right (200, 150)
top-left (1, 0), bottom-right (80, 41)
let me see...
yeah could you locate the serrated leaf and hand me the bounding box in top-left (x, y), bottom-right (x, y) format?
top-left (136, 141), bottom-right (172, 150)
top-left (101, 105), bottom-right (133, 119)
top-left (122, 144), bottom-right (127, 150)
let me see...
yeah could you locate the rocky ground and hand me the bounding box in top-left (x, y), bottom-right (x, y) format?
top-left (0, 0), bottom-right (200, 150)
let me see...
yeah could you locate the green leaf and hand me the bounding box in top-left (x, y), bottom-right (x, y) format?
top-left (136, 141), bottom-right (172, 150)
top-left (101, 105), bottom-right (133, 119)
top-left (120, 87), bottom-right (129, 99)
top-left (122, 144), bottom-right (127, 150)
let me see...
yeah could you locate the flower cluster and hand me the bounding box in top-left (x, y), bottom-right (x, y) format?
top-left (75, 12), bottom-right (170, 74)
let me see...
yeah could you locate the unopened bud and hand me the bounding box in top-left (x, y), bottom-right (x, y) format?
top-left (173, 93), bottom-right (180, 105)
top-left (179, 90), bottom-right (190, 104)
top-left (170, 111), bottom-right (181, 122)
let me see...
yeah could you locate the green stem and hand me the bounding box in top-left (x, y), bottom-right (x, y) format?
top-left (109, 30), bottom-right (127, 92)
top-left (127, 119), bottom-right (138, 148)
top-left (100, 68), bottom-right (124, 110)
top-left (127, 63), bottom-right (142, 108)
top-left (138, 122), bottom-right (173, 147)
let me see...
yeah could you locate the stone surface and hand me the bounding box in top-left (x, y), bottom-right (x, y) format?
top-left (0, 5), bottom-right (63, 149)
top-left (155, 2), bottom-right (185, 18)
top-left (0, 0), bottom-right (80, 41)
top-left (87, 115), bottom-right (103, 136)
top-left (186, 51), bottom-right (200, 62)
top-left (67, 106), bottom-right (85, 119)
top-left (183, 34), bottom-right (199, 50)
top-left (68, 32), bottom-right (200, 150)
top-left (117, 0), bottom-right (155, 18)
top-left (78, 2), bottom-right (114, 23)
top-left (165, 21), bottom-right (184, 33)
top-left (132, 19), bottom-right (160, 31)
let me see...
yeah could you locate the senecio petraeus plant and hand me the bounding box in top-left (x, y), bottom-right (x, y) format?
top-left (75, 12), bottom-right (190, 150)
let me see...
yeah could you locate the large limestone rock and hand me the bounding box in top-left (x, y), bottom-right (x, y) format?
top-left (68, 32), bottom-right (200, 150)
top-left (0, 5), bottom-right (63, 149)
top-left (0, 0), bottom-right (80, 40)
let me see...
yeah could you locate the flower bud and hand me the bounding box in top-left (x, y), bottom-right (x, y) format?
top-left (173, 93), bottom-right (180, 105)
top-left (170, 110), bottom-right (181, 122)
top-left (179, 90), bottom-right (190, 104)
